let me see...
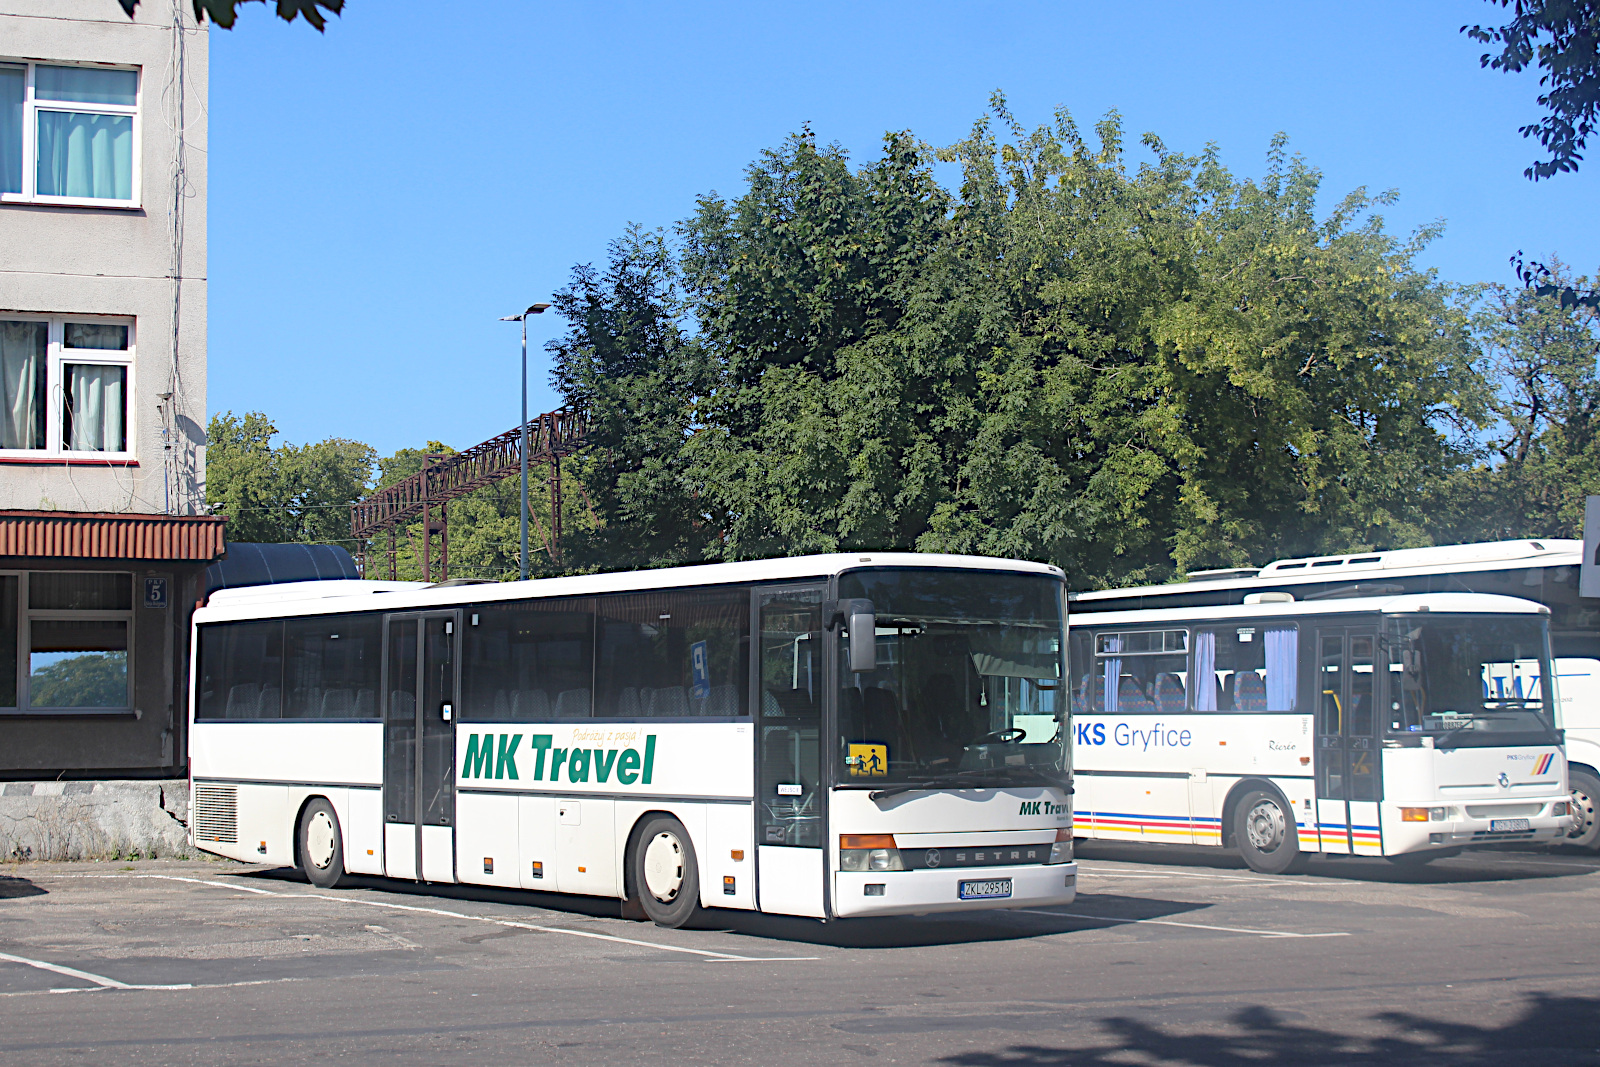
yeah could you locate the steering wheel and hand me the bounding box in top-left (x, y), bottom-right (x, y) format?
top-left (979, 728), bottom-right (1026, 744)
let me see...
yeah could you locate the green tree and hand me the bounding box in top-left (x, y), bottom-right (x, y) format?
top-left (118, 0), bottom-right (342, 30)
top-left (206, 411), bottom-right (375, 551)
top-left (1441, 262), bottom-right (1600, 539)
top-left (549, 100), bottom-right (1488, 587)
top-left (1465, 0), bottom-right (1600, 181)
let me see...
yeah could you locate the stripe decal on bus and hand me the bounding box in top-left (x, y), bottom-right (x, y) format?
top-left (1074, 810), bottom-right (1224, 839)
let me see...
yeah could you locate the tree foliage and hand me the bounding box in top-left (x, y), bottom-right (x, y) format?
top-left (549, 101), bottom-right (1485, 588)
top-left (117, 0), bottom-right (342, 30)
top-left (1465, 0), bottom-right (1600, 180)
top-left (205, 411), bottom-right (374, 550)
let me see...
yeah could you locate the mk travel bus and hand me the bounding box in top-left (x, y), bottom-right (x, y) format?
top-left (1072, 539), bottom-right (1598, 852)
top-left (1069, 592), bottom-right (1574, 873)
top-left (187, 554), bottom-right (1076, 927)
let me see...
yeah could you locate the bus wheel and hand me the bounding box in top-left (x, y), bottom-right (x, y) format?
top-left (1566, 769), bottom-right (1600, 852)
top-left (631, 816), bottom-right (701, 928)
top-left (298, 799), bottom-right (346, 889)
top-left (1233, 789), bottom-right (1303, 875)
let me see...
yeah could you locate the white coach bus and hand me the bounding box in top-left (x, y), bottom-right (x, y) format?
top-left (188, 554), bottom-right (1076, 926)
top-left (1069, 592), bottom-right (1573, 873)
top-left (1072, 540), bottom-right (1599, 852)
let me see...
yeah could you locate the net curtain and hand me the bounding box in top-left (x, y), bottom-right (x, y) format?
top-left (65, 364), bottom-right (125, 451)
top-left (0, 321), bottom-right (46, 450)
top-left (0, 66), bottom-right (22, 193)
top-left (1193, 630), bottom-right (1218, 710)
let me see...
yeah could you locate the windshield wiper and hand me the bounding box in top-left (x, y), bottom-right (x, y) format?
top-left (868, 765), bottom-right (1061, 802)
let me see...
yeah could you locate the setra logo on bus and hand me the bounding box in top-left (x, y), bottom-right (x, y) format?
top-left (460, 733), bottom-right (657, 786)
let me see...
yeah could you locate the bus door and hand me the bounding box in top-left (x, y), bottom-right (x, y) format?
top-left (382, 611), bottom-right (460, 882)
top-left (1315, 630), bottom-right (1382, 855)
top-left (755, 587), bottom-right (826, 917)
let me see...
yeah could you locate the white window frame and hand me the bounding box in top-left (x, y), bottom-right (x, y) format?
top-left (0, 313), bottom-right (135, 461)
top-left (0, 570), bottom-right (135, 716)
top-left (0, 59), bottom-right (142, 209)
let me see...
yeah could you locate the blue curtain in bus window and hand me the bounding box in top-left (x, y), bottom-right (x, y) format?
top-left (1192, 630), bottom-right (1217, 710)
top-left (1099, 635), bottom-right (1120, 712)
top-left (1265, 626), bottom-right (1297, 710)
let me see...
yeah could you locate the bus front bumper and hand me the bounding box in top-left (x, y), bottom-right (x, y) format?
top-left (1386, 796), bottom-right (1573, 853)
top-left (833, 861), bottom-right (1077, 918)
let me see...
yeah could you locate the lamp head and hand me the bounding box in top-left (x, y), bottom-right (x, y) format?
top-left (500, 302), bottom-right (552, 322)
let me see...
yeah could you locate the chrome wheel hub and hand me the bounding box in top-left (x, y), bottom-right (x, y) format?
top-left (1245, 800), bottom-right (1287, 852)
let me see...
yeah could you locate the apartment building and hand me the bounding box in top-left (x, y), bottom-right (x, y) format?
top-left (1, 0), bottom-right (222, 780)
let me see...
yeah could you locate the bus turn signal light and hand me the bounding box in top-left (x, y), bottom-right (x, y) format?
top-left (840, 834), bottom-right (896, 850)
top-left (1401, 807), bottom-right (1448, 822)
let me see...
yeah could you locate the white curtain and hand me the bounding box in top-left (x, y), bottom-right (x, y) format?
top-left (36, 111), bottom-right (132, 200)
top-left (0, 65), bottom-right (22, 194)
top-left (1193, 629), bottom-right (1217, 710)
top-left (1265, 626), bottom-right (1298, 710)
top-left (0, 320), bottom-right (46, 449)
top-left (65, 364), bottom-right (125, 451)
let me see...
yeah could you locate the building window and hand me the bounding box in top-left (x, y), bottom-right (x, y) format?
top-left (0, 61), bottom-right (139, 205)
top-left (0, 571), bottom-right (134, 715)
top-left (0, 316), bottom-right (132, 459)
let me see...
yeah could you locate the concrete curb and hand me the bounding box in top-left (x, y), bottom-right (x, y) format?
top-left (0, 780), bottom-right (190, 861)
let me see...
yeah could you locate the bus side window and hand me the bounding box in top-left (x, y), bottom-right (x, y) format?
top-left (1193, 624), bottom-right (1298, 712)
top-left (461, 600), bottom-right (594, 722)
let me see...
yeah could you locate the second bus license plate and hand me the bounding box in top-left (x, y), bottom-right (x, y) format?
top-left (1489, 818), bottom-right (1531, 833)
top-left (958, 878), bottom-right (1013, 900)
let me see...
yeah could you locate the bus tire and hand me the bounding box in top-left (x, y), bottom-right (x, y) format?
top-left (1565, 768), bottom-right (1600, 852)
top-left (298, 798), bottom-right (346, 889)
top-left (630, 815), bottom-right (701, 929)
top-left (1233, 788), bottom-right (1303, 875)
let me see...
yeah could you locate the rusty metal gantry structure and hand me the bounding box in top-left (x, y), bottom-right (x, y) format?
top-left (350, 406), bottom-right (589, 582)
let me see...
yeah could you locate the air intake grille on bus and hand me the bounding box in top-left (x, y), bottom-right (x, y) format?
top-left (192, 784), bottom-right (238, 844)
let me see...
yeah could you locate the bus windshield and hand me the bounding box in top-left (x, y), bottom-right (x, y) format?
top-left (835, 569), bottom-right (1066, 787)
top-left (1386, 614), bottom-right (1560, 746)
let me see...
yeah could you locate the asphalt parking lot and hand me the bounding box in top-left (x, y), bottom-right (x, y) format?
top-left (3, 844), bottom-right (1599, 1066)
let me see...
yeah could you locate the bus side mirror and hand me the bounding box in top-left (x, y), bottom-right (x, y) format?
top-left (848, 601), bottom-right (877, 674)
top-left (826, 598), bottom-right (878, 673)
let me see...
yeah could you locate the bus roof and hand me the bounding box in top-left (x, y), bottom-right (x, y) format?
top-left (1073, 539), bottom-right (1581, 604)
top-left (1070, 591), bottom-right (1550, 627)
top-left (196, 552), bottom-right (1065, 623)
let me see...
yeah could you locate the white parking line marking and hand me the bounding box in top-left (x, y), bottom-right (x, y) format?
top-left (1076, 865), bottom-right (1286, 885)
top-left (0, 950), bottom-right (192, 991)
top-left (1015, 909), bottom-right (1348, 939)
top-left (57, 873), bottom-right (819, 963)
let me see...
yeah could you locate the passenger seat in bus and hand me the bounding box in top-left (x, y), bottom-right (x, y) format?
top-left (1153, 673), bottom-right (1186, 714)
top-left (646, 686), bottom-right (690, 717)
top-left (553, 688), bottom-right (590, 718)
top-left (1117, 676), bottom-right (1158, 714)
top-left (695, 685), bottom-right (739, 716)
top-left (1233, 671), bottom-right (1267, 711)
top-left (226, 683), bottom-right (260, 718)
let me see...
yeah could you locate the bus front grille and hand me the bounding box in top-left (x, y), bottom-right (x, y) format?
top-left (192, 784), bottom-right (238, 844)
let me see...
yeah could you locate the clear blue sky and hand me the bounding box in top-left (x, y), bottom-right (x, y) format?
top-left (207, 0), bottom-right (1600, 458)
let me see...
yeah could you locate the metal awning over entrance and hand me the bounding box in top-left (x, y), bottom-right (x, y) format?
top-left (0, 511), bottom-right (227, 561)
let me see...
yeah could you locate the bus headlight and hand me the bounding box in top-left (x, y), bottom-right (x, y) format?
top-left (1048, 828), bottom-right (1073, 864)
top-left (840, 834), bottom-right (902, 873)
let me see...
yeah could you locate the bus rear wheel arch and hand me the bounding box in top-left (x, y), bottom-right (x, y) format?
top-left (627, 814), bottom-right (702, 929)
top-left (296, 797), bottom-right (347, 889)
top-left (1225, 783), bottom-right (1305, 875)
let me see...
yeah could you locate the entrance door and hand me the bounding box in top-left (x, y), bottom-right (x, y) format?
top-left (1315, 629), bottom-right (1382, 855)
top-left (755, 587), bottom-right (826, 917)
top-left (383, 612), bottom-right (460, 882)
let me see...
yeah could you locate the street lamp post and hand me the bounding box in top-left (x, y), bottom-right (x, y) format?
top-left (500, 302), bottom-right (551, 580)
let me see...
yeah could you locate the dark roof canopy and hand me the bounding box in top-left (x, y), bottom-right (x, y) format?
top-left (203, 542), bottom-right (359, 599)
